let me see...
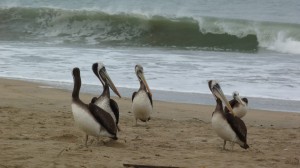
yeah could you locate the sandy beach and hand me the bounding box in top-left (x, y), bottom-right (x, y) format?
top-left (0, 78), bottom-right (299, 168)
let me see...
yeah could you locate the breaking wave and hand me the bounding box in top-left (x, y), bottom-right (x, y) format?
top-left (1, 7), bottom-right (300, 54)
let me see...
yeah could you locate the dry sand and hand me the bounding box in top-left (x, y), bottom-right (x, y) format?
top-left (0, 78), bottom-right (299, 168)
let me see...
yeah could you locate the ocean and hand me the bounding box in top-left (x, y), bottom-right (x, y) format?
top-left (1, 0), bottom-right (300, 112)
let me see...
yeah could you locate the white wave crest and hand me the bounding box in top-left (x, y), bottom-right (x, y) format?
top-left (265, 32), bottom-right (300, 55)
top-left (196, 16), bottom-right (300, 55)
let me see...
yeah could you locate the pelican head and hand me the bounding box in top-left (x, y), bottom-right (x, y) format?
top-left (233, 91), bottom-right (239, 98)
top-left (72, 67), bottom-right (81, 81)
top-left (92, 62), bottom-right (121, 98)
top-left (135, 64), bottom-right (152, 97)
top-left (208, 80), bottom-right (234, 115)
top-left (233, 91), bottom-right (246, 106)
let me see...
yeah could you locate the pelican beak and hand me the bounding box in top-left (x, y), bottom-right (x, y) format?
top-left (235, 95), bottom-right (246, 106)
top-left (100, 69), bottom-right (121, 98)
top-left (138, 71), bottom-right (152, 97)
top-left (212, 83), bottom-right (235, 115)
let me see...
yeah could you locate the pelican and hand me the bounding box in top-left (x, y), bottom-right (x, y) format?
top-left (208, 80), bottom-right (249, 150)
top-left (71, 67), bottom-right (118, 147)
top-left (132, 64), bottom-right (153, 126)
top-left (224, 91), bottom-right (248, 118)
top-left (91, 62), bottom-right (121, 130)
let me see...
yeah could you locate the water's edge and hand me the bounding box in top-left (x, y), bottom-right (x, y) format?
top-left (5, 77), bottom-right (299, 113)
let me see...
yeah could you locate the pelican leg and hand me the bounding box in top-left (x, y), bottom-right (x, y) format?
top-left (145, 121), bottom-right (150, 129)
top-left (134, 118), bottom-right (138, 126)
top-left (223, 140), bottom-right (227, 150)
top-left (230, 142), bottom-right (235, 151)
top-left (85, 134), bottom-right (89, 147)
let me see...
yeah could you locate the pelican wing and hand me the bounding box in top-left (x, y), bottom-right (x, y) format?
top-left (110, 99), bottom-right (119, 124)
top-left (225, 112), bottom-right (247, 143)
top-left (91, 97), bottom-right (98, 104)
top-left (242, 97), bottom-right (249, 104)
top-left (88, 103), bottom-right (117, 136)
top-left (132, 91), bottom-right (137, 102)
top-left (147, 92), bottom-right (153, 107)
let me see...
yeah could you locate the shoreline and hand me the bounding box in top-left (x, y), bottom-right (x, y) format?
top-left (1, 77), bottom-right (300, 127)
top-left (1, 77), bottom-right (300, 167)
top-left (2, 76), bottom-right (300, 113)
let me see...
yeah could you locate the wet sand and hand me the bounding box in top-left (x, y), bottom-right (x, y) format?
top-left (0, 78), bottom-right (299, 168)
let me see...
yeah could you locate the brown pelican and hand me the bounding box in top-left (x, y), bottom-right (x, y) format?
top-left (91, 62), bottom-right (121, 130)
top-left (71, 67), bottom-right (118, 147)
top-left (132, 64), bottom-right (153, 126)
top-left (224, 91), bottom-right (248, 118)
top-left (208, 80), bottom-right (249, 150)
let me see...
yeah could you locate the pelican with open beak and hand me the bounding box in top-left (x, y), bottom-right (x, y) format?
top-left (132, 64), bottom-right (153, 126)
top-left (92, 62), bottom-right (121, 130)
top-left (208, 80), bottom-right (249, 150)
top-left (225, 91), bottom-right (249, 118)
